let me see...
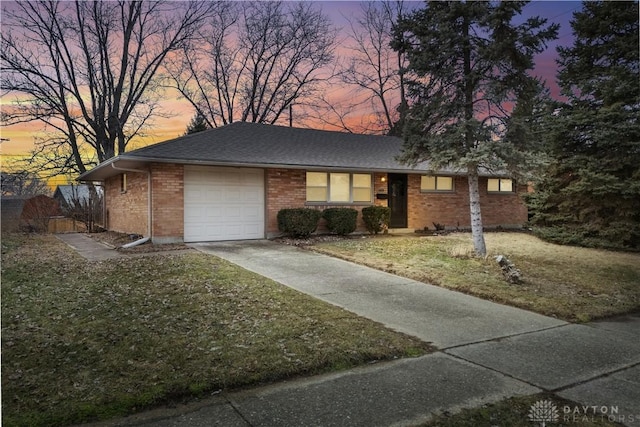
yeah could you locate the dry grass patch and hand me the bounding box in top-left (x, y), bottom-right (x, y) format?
top-left (1, 234), bottom-right (431, 427)
top-left (312, 233), bottom-right (640, 322)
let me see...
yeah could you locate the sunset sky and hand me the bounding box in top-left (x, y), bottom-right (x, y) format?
top-left (0, 1), bottom-right (581, 161)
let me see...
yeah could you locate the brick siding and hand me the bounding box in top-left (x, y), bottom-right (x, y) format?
top-left (105, 165), bottom-right (527, 242)
top-left (407, 175), bottom-right (528, 231)
top-left (266, 169), bottom-right (306, 234)
top-left (103, 163), bottom-right (184, 243)
top-left (104, 172), bottom-right (148, 236)
top-left (150, 163), bottom-right (184, 243)
top-left (265, 169), bottom-right (392, 236)
top-left (266, 170), bottom-right (527, 236)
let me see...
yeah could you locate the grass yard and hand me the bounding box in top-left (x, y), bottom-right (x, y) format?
top-left (1, 234), bottom-right (432, 427)
top-left (312, 232), bottom-right (640, 322)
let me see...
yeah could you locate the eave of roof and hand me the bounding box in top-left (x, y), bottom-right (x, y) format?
top-left (79, 155), bottom-right (446, 182)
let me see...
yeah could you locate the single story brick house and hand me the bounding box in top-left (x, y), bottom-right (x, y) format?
top-left (79, 122), bottom-right (528, 243)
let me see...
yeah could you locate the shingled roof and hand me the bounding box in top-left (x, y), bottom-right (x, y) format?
top-left (133, 121), bottom-right (408, 167)
top-left (80, 122), bottom-right (483, 181)
top-left (53, 184), bottom-right (103, 207)
top-left (82, 122), bottom-right (420, 180)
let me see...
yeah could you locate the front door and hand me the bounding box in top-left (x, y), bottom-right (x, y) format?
top-left (388, 174), bottom-right (407, 228)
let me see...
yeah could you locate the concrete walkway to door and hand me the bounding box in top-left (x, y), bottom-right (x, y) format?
top-left (85, 240), bottom-right (640, 426)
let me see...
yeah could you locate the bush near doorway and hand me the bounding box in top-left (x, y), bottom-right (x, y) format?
top-left (322, 208), bottom-right (358, 235)
top-left (362, 206), bottom-right (391, 234)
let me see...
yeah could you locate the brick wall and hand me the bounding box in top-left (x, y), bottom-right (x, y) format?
top-left (103, 164), bottom-right (185, 242)
top-left (265, 168), bottom-right (387, 236)
top-left (104, 164), bottom-right (527, 242)
top-left (265, 169), bottom-right (527, 236)
top-left (104, 172), bottom-right (148, 236)
top-left (407, 175), bottom-right (528, 230)
top-left (266, 169), bottom-right (306, 234)
top-left (373, 173), bottom-right (389, 209)
top-left (150, 163), bottom-right (184, 243)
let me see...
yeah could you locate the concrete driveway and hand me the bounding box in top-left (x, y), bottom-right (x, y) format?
top-left (190, 240), bottom-right (565, 349)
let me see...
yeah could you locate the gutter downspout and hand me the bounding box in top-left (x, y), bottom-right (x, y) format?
top-left (111, 163), bottom-right (152, 246)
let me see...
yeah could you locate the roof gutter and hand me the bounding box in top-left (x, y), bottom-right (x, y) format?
top-left (109, 156), bottom-right (463, 175)
top-left (110, 162), bottom-right (152, 242)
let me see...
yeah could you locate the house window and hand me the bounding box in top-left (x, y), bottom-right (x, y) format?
top-left (353, 173), bottom-right (372, 202)
top-left (306, 172), bottom-right (372, 203)
top-left (421, 175), bottom-right (454, 192)
top-left (306, 172), bottom-right (327, 202)
top-left (330, 173), bottom-right (350, 202)
top-left (120, 173), bottom-right (127, 193)
top-left (487, 178), bottom-right (513, 193)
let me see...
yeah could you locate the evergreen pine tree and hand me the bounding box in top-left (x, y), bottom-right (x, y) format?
top-left (393, 1), bottom-right (558, 256)
top-left (185, 112), bottom-right (210, 135)
top-left (528, 1), bottom-right (640, 249)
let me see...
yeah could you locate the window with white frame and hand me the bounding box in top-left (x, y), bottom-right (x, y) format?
top-left (306, 172), bottom-right (328, 202)
top-left (306, 172), bottom-right (372, 203)
top-left (352, 173), bottom-right (373, 202)
top-left (420, 175), bottom-right (454, 192)
top-left (487, 178), bottom-right (514, 193)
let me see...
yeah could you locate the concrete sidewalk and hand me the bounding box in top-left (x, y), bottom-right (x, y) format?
top-left (56, 233), bottom-right (122, 261)
top-left (83, 240), bottom-right (640, 426)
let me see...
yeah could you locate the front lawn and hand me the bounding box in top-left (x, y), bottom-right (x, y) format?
top-left (312, 232), bottom-right (640, 322)
top-left (1, 234), bottom-right (431, 427)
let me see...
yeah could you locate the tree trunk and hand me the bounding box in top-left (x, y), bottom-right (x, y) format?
top-left (468, 165), bottom-right (487, 257)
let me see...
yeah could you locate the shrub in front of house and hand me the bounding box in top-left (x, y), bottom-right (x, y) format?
top-left (322, 208), bottom-right (358, 235)
top-left (277, 208), bottom-right (322, 238)
top-left (361, 206), bottom-right (390, 234)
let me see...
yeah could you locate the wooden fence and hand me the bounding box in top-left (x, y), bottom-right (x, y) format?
top-left (47, 217), bottom-right (86, 233)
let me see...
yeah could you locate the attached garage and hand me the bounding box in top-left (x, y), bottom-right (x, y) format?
top-left (183, 166), bottom-right (265, 242)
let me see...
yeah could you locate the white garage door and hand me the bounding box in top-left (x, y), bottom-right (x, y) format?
top-left (184, 166), bottom-right (265, 242)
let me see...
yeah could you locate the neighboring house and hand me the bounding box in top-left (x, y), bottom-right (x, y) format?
top-left (53, 184), bottom-right (101, 211)
top-left (1, 195), bottom-right (62, 232)
top-left (52, 184), bottom-right (105, 233)
top-left (79, 122), bottom-right (528, 244)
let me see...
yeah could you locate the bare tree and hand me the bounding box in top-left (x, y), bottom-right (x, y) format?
top-left (63, 185), bottom-right (104, 233)
top-left (0, 1), bottom-right (215, 176)
top-left (310, 1), bottom-right (408, 135)
top-left (1, 171), bottom-right (51, 196)
top-left (168, 1), bottom-right (337, 127)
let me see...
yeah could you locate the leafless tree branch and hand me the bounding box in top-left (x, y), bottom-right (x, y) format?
top-left (1, 0), bottom-right (214, 175)
top-left (167, 1), bottom-right (337, 127)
